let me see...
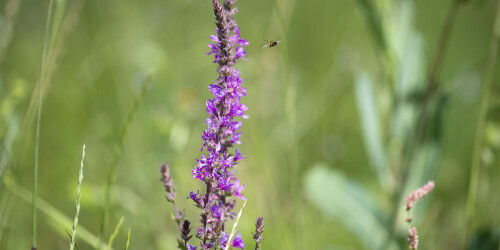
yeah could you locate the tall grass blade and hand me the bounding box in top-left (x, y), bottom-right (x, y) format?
top-left (99, 71), bottom-right (153, 246)
top-left (70, 144), bottom-right (86, 250)
top-left (106, 216), bottom-right (124, 250)
top-left (125, 228), bottom-right (130, 250)
top-left (32, 0), bottom-right (56, 248)
top-left (224, 200), bottom-right (247, 250)
top-left (465, 0), bottom-right (500, 244)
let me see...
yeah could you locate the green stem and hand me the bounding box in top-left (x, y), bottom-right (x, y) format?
top-left (70, 144), bottom-right (86, 250)
top-left (32, 82), bottom-right (42, 250)
top-left (32, 0), bottom-right (55, 249)
top-left (426, 0), bottom-right (460, 89)
top-left (99, 71), bottom-right (152, 248)
top-left (465, 0), bottom-right (500, 244)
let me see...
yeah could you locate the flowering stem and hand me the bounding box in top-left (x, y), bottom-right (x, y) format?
top-left (465, 0), bottom-right (500, 245)
top-left (172, 202), bottom-right (181, 229)
top-left (188, 1), bottom-right (249, 249)
top-left (404, 181), bottom-right (434, 250)
top-left (253, 217), bottom-right (264, 250)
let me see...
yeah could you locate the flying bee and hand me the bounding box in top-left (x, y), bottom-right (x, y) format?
top-left (263, 40), bottom-right (281, 48)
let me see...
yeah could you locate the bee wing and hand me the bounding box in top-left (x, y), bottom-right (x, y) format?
top-left (275, 40), bottom-right (281, 44)
top-left (262, 43), bottom-right (270, 48)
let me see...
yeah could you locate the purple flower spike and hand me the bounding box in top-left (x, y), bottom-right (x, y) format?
top-left (161, 1), bottom-right (266, 249)
top-left (189, 0), bottom-right (249, 248)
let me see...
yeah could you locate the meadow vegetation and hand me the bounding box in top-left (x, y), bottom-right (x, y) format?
top-left (0, 0), bottom-right (499, 249)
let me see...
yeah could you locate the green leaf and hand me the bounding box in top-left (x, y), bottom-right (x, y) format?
top-left (354, 73), bottom-right (392, 190)
top-left (304, 163), bottom-right (397, 249)
top-left (177, 239), bottom-right (188, 250)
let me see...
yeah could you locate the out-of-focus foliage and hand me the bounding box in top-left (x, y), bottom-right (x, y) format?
top-left (1, 0), bottom-right (499, 249)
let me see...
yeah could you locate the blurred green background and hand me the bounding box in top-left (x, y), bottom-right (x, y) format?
top-left (1, 0), bottom-right (500, 249)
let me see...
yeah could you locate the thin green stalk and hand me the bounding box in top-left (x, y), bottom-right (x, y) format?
top-left (125, 228), bottom-right (130, 250)
top-left (65, 229), bottom-right (81, 250)
top-left (415, 0), bottom-right (461, 147)
top-left (32, 83), bottom-right (42, 250)
top-left (70, 144), bottom-right (86, 250)
top-left (99, 71), bottom-right (152, 247)
top-left (426, 0), bottom-right (460, 89)
top-left (465, 0), bottom-right (500, 244)
top-left (32, 1), bottom-right (56, 249)
top-left (105, 216), bottom-right (124, 250)
top-left (224, 200), bottom-right (246, 250)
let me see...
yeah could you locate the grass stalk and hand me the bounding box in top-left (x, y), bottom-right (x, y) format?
top-left (464, 0), bottom-right (500, 244)
top-left (125, 228), bottom-right (130, 250)
top-left (65, 229), bottom-right (80, 250)
top-left (426, 0), bottom-right (461, 89)
top-left (224, 200), bottom-right (246, 250)
top-left (32, 79), bottom-right (42, 250)
top-left (70, 144), bottom-right (86, 250)
top-left (99, 71), bottom-right (152, 247)
top-left (105, 216), bottom-right (124, 250)
top-left (32, 1), bottom-right (56, 249)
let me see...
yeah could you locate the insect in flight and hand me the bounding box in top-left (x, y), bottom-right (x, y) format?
top-left (263, 40), bottom-right (281, 48)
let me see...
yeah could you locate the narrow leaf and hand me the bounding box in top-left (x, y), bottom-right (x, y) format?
top-left (354, 73), bottom-right (392, 189)
top-left (106, 216), bottom-right (124, 250)
top-left (304, 163), bottom-right (397, 249)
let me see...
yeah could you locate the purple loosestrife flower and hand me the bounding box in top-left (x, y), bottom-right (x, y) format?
top-left (189, 0), bottom-right (249, 248)
top-left (220, 233), bottom-right (245, 249)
